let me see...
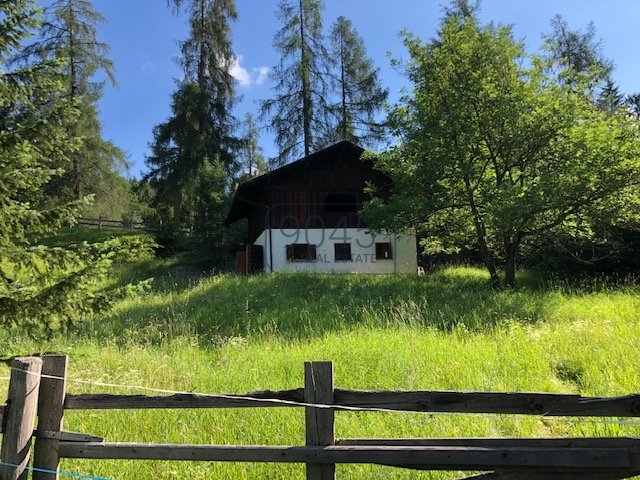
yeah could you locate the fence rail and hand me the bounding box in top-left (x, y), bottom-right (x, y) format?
top-left (63, 389), bottom-right (640, 416)
top-left (1, 356), bottom-right (640, 480)
top-left (74, 217), bottom-right (194, 236)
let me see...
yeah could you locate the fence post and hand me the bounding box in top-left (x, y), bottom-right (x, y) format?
top-left (98, 216), bottom-right (103, 230)
top-left (0, 357), bottom-right (42, 480)
top-left (32, 356), bottom-right (68, 480)
top-left (304, 361), bottom-right (335, 480)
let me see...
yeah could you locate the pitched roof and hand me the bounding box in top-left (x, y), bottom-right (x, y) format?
top-left (225, 141), bottom-right (365, 225)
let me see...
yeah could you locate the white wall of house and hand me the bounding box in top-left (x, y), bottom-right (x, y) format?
top-left (254, 228), bottom-right (418, 274)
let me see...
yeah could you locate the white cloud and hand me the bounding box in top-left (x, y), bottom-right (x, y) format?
top-left (230, 55), bottom-right (251, 86)
top-left (230, 55), bottom-right (270, 87)
top-left (254, 66), bottom-right (270, 86)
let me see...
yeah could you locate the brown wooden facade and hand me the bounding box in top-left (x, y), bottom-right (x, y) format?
top-left (225, 141), bottom-right (390, 244)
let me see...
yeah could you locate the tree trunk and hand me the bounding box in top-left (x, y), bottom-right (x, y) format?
top-left (504, 237), bottom-right (520, 288)
top-left (299, 0), bottom-right (312, 156)
top-left (198, 0), bottom-right (206, 86)
top-left (340, 33), bottom-right (347, 140)
top-left (463, 176), bottom-right (500, 287)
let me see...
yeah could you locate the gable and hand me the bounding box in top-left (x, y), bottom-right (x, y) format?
top-left (225, 141), bottom-right (388, 229)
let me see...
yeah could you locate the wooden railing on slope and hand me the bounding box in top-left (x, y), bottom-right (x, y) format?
top-left (1, 355), bottom-right (640, 480)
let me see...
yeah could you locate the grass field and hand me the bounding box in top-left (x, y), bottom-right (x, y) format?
top-left (1, 234), bottom-right (639, 479)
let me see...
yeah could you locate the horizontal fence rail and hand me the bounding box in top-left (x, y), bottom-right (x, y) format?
top-left (64, 389), bottom-right (640, 417)
top-left (74, 217), bottom-right (195, 236)
top-left (57, 444), bottom-right (638, 471)
top-left (2, 356), bottom-right (640, 480)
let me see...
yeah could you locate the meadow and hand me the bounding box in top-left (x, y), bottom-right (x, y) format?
top-left (1, 232), bottom-right (639, 479)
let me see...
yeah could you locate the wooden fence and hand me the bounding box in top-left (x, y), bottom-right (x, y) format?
top-left (1, 355), bottom-right (640, 479)
top-left (75, 217), bottom-right (194, 236)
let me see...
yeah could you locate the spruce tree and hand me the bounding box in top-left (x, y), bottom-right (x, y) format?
top-left (19, 0), bottom-right (128, 213)
top-left (145, 0), bottom-right (239, 231)
top-left (261, 0), bottom-right (330, 165)
top-left (0, 0), bottom-right (150, 334)
top-left (328, 16), bottom-right (388, 146)
top-left (627, 93), bottom-right (640, 119)
top-left (544, 15), bottom-right (613, 93)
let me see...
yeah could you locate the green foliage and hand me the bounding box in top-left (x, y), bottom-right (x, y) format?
top-left (543, 15), bottom-right (613, 92)
top-left (261, 0), bottom-right (331, 165)
top-left (237, 113), bottom-right (268, 180)
top-left (18, 0), bottom-right (129, 212)
top-left (144, 84), bottom-right (233, 229)
top-left (144, 0), bottom-right (239, 235)
top-left (366, 7), bottom-right (640, 287)
top-left (0, 0), bottom-right (154, 335)
top-left (1, 236), bottom-right (153, 333)
top-left (262, 5), bottom-right (390, 162)
top-left (326, 16), bottom-right (388, 146)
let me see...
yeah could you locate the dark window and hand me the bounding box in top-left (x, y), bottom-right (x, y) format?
top-left (334, 243), bottom-right (352, 262)
top-left (286, 244), bottom-right (317, 262)
top-left (375, 242), bottom-right (393, 260)
top-left (325, 193), bottom-right (358, 213)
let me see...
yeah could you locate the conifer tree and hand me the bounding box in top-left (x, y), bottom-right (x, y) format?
top-left (20, 0), bottom-right (128, 212)
top-left (0, 0), bottom-right (151, 333)
top-left (261, 0), bottom-right (330, 165)
top-left (627, 93), bottom-right (640, 119)
top-left (145, 0), bottom-right (239, 229)
top-left (240, 113), bottom-right (267, 178)
top-left (328, 16), bottom-right (388, 146)
top-left (544, 15), bottom-right (613, 95)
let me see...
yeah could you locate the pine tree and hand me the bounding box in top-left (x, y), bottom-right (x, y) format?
top-left (144, 0), bottom-right (239, 230)
top-left (328, 16), bottom-right (388, 146)
top-left (261, 0), bottom-right (331, 165)
top-left (0, 0), bottom-right (151, 334)
top-left (19, 0), bottom-right (127, 210)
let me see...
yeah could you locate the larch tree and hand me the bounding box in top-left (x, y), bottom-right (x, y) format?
top-left (364, 7), bottom-right (640, 288)
top-left (261, 0), bottom-right (331, 165)
top-left (543, 15), bottom-right (615, 101)
top-left (19, 0), bottom-right (128, 216)
top-left (144, 0), bottom-right (239, 232)
top-left (327, 16), bottom-right (388, 147)
top-left (240, 113), bottom-right (267, 179)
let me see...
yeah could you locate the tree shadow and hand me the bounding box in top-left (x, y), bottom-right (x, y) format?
top-left (79, 267), bottom-right (580, 345)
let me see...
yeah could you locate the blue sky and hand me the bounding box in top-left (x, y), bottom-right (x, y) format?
top-left (91, 0), bottom-right (640, 178)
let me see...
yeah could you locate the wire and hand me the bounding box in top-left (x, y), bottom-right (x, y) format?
top-left (0, 460), bottom-right (110, 480)
top-left (7, 367), bottom-right (640, 427)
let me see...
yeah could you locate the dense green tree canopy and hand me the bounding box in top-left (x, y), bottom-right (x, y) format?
top-left (0, 0), bottom-right (151, 333)
top-left (145, 0), bottom-right (239, 231)
top-left (366, 9), bottom-right (640, 287)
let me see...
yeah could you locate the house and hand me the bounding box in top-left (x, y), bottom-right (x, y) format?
top-left (225, 141), bottom-right (418, 274)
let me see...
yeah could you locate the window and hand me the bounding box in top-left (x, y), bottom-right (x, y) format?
top-left (324, 193), bottom-right (358, 213)
top-left (334, 243), bottom-right (352, 262)
top-left (286, 244), bottom-right (317, 262)
top-left (375, 242), bottom-right (393, 260)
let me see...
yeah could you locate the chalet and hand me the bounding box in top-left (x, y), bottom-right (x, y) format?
top-left (225, 141), bottom-right (418, 274)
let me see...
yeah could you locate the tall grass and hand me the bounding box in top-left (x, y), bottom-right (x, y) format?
top-left (1, 266), bottom-right (639, 479)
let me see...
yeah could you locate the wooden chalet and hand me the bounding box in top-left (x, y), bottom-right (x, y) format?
top-left (225, 141), bottom-right (417, 274)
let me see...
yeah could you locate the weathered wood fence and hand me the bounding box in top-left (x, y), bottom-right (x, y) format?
top-left (1, 355), bottom-right (640, 479)
top-left (75, 217), bottom-right (195, 236)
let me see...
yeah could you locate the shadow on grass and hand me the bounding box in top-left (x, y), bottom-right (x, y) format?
top-left (78, 266), bottom-right (576, 345)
